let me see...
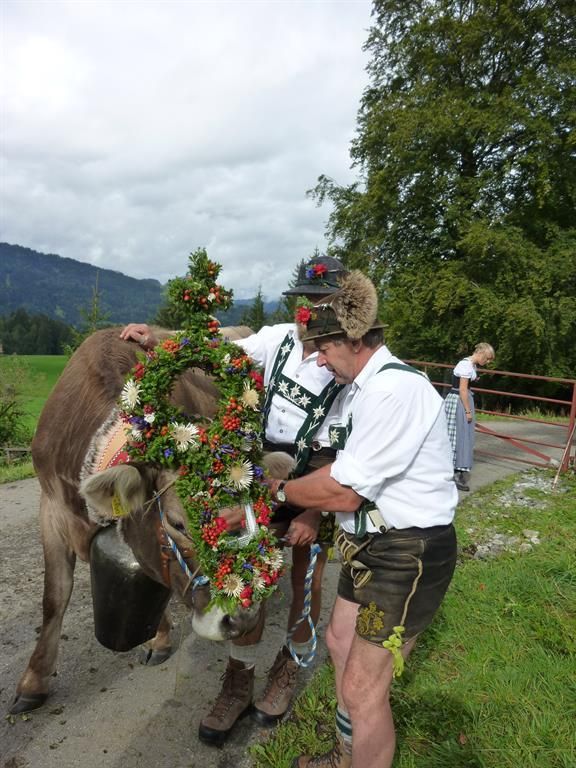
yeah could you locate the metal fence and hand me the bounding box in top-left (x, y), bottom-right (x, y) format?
top-left (406, 360), bottom-right (576, 474)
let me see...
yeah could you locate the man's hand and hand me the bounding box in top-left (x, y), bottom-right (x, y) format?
top-left (286, 509), bottom-right (321, 546)
top-left (120, 323), bottom-right (157, 350)
top-left (216, 506), bottom-right (245, 531)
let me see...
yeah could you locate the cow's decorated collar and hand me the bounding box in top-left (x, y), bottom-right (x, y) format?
top-left (117, 249), bottom-right (282, 613)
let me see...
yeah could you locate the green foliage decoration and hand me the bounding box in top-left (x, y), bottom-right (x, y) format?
top-left (118, 249), bottom-right (282, 613)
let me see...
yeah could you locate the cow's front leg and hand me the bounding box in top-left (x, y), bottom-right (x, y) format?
top-left (11, 495), bottom-right (77, 714)
top-left (141, 608), bottom-right (172, 665)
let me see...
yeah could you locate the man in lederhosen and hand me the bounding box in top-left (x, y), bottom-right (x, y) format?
top-left (258, 271), bottom-right (459, 768)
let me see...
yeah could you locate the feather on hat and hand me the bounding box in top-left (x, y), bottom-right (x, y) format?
top-left (299, 270), bottom-right (385, 342)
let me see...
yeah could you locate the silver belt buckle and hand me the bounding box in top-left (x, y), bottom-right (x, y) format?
top-left (311, 440), bottom-right (322, 452)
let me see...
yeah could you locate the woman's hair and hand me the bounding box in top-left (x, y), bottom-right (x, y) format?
top-left (474, 342), bottom-right (495, 358)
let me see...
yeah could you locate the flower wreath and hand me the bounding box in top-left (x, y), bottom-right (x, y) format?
top-left (118, 249), bottom-right (282, 613)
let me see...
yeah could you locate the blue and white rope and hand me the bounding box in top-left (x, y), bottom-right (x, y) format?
top-left (156, 495), bottom-right (209, 589)
top-left (286, 542), bottom-right (321, 668)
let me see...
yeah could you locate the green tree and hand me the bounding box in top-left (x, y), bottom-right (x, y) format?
top-left (0, 357), bottom-right (34, 448)
top-left (64, 272), bottom-right (111, 355)
top-left (240, 286), bottom-right (268, 332)
top-left (311, 0), bottom-right (576, 374)
top-left (0, 309), bottom-right (74, 354)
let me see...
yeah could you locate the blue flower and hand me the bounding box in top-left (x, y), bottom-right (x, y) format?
top-left (164, 448), bottom-right (173, 458)
top-left (242, 563), bottom-right (254, 571)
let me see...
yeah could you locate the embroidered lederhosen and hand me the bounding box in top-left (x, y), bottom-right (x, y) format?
top-left (262, 333), bottom-right (344, 478)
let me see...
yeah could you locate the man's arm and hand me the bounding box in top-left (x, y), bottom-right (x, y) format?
top-left (270, 464), bottom-right (363, 514)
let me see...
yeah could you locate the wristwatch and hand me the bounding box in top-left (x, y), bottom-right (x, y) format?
top-left (276, 481), bottom-right (287, 503)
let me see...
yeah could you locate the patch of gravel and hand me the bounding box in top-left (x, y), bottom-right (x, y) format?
top-left (462, 469), bottom-right (558, 559)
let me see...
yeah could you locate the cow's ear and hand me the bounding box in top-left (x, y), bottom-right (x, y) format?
top-left (80, 464), bottom-right (148, 522)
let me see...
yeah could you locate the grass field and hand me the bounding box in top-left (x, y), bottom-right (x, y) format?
top-left (250, 469), bottom-right (576, 768)
top-left (0, 354), bottom-right (67, 430)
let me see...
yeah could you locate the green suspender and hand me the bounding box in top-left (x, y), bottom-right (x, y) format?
top-left (292, 379), bottom-right (344, 476)
top-left (261, 334), bottom-right (294, 425)
top-left (355, 362), bottom-right (425, 537)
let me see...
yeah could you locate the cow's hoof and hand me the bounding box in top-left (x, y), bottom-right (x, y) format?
top-left (9, 693), bottom-right (48, 714)
top-left (140, 647), bottom-right (172, 666)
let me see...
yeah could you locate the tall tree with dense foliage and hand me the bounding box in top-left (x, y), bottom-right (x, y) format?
top-left (312, 0), bottom-right (575, 376)
top-left (240, 286), bottom-right (268, 331)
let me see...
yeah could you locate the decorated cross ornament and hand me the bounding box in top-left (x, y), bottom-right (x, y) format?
top-left (117, 248), bottom-right (282, 612)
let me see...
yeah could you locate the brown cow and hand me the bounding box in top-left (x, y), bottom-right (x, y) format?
top-left (10, 326), bottom-right (286, 715)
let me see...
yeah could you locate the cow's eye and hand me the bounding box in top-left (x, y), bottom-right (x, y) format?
top-left (170, 520), bottom-right (187, 532)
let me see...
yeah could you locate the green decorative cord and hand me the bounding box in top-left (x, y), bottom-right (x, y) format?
top-left (382, 625), bottom-right (406, 678)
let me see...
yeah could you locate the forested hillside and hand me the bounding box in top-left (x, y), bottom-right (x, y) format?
top-left (0, 243), bottom-right (164, 326)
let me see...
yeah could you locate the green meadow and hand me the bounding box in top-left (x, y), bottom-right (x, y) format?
top-left (0, 354), bottom-right (67, 430)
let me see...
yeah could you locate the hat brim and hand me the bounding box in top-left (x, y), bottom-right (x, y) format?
top-left (282, 284), bottom-right (341, 296)
top-left (302, 320), bottom-right (387, 343)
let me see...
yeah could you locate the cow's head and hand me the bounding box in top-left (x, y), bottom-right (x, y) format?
top-left (79, 464), bottom-right (262, 641)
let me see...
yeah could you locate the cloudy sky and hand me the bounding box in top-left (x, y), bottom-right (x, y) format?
top-left (1, 0), bottom-right (372, 299)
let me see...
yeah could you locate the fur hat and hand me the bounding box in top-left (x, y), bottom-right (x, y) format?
top-left (283, 255), bottom-right (348, 296)
top-left (299, 270), bottom-right (385, 342)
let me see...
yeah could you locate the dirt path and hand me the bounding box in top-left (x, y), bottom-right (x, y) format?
top-left (0, 422), bottom-right (566, 768)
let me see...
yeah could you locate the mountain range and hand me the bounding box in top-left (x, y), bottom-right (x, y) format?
top-left (0, 243), bottom-right (276, 327)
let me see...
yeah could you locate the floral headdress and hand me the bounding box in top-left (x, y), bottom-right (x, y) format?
top-left (118, 248), bottom-right (282, 612)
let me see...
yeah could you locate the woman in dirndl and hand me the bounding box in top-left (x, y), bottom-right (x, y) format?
top-left (444, 342), bottom-right (495, 491)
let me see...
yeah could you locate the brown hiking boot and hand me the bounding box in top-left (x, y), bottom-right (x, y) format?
top-left (198, 658), bottom-right (254, 745)
top-left (292, 735), bottom-right (352, 767)
top-left (252, 645), bottom-right (299, 725)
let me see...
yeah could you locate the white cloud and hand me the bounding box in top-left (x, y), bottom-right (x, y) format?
top-left (0, 0), bottom-right (371, 299)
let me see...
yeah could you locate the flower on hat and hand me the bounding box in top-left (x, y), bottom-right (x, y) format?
top-left (305, 262), bottom-right (328, 280)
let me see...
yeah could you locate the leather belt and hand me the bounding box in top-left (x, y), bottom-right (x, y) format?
top-left (263, 440), bottom-right (336, 458)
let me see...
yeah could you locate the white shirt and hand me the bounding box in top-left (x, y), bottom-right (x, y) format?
top-left (453, 357), bottom-right (478, 381)
top-left (330, 346), bottom-right (458, 532)
top-left (236, 324), bottom-right (346, 445)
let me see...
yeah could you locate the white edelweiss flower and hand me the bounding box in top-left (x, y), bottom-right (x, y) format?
top-left (144, 412), bottom-right (156, 424)
top-left (263, 548), bottom-right (284, 571)
top-left (120, 379), bottom-right (141, 409)
top-left (222, 353), bottom-right (231, 365)
top-left (241, 381), bottom-right (260, 410)
top-left (212, 478), bottom-right (222, 487)
top-left (227, 460), bottom-right (254, 490)
top-left (240, 436), bottom-right (254, 452)
top-left (252, 571), bottom-right (266, 592)
top-left (221, 574), bottom-right (244, 598)
top-left (171, 422), bottom-right (200, 451)
top-left (131, 428), bottom-right (142, 439)
top-left (207, 293), bottom-right (216, 302)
